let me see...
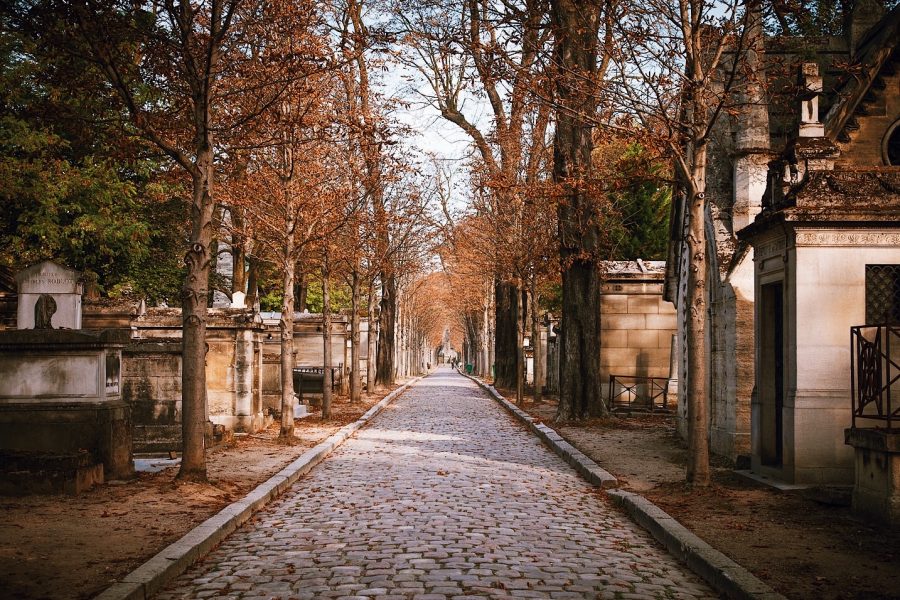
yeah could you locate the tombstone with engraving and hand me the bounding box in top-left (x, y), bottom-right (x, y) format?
top-left (0, 261), bottom-right (133, 494)
top-left (15, 260), bottom-right (83, 330)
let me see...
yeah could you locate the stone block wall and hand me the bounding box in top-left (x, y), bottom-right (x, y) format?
top-left (258, 313), bottom-right (364, 414)
top-left (709, 263), bottom-right (755, 463)
top-left (599, 262), bottom-right (677, 407)
top-left (121, 341), bottom-right (181, 453)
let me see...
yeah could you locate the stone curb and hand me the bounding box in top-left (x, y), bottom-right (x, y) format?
top-left (94, 378), bottom-right (422, 600)
top-left (608, 490), bottom-right (788, 600)
top-left (458, 371), bottom-right (618, 489)
top-left (459, 371), bottom-right (784, 600)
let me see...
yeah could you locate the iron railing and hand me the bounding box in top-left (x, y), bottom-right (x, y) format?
top-left (851, 325), bottom-right (900, 431)
top-left (292, 365), bottom-right (343, 396)
top-left (607, 375), bottom-right (671, 413)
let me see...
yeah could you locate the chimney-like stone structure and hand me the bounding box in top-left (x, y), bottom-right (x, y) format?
top-left (792, 63), bottom-right (840, 177)
top-left (798, 63), bottom-right (825, 138)
top-left (732, 3), bottom-right (769, 232)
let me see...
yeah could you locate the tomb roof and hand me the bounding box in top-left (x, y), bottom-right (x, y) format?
top-left (740, 168), bottom-right (900, 238)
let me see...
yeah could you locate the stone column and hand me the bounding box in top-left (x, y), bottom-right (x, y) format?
top-left (233, 325), bottom-right (256, 431)
top-left (732, 4), bottom-right (769, 232)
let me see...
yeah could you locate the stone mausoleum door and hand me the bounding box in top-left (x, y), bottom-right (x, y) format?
top-left (759, 281), bottom-right (784, 467)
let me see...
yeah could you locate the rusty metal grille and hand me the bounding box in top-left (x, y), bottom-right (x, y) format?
top-left (851, 325), bottom-right (900, 430)
top-left (865, 264), bottom-right (900, 325)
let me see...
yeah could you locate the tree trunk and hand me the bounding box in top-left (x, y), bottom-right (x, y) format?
top-left (494, 281), bottom-right (519, 389)
top-left (178, 150), bottom-right (215, 482)
top-left (208, 205), bottom-right (222, 307)
top-left (350, 269), bottom-right (362, 403)
top-left (686, 143), bottom-right (710, 486)
top-left (465, 313), bottom-right (478, 371)
top-left (487, 284), bottom-right (495, 378)
top-left (516, 284), bottom-right (526, 406)
top-left (322, 254), bottom-right (333, 420)
top-left (531, 282), bottom-right (543, 403)
top-left (481, 283), bottom-right (491, 377)
top-left (231, 207), bottom-right (246, 297)
top-left (376, 272), bottom-right (396, 388)
top-left (294, 270), bottom-right (308, 313)
top-left (551, 0), bottom-right (605, 421)
top-left (367, 279), bottom-right (377, 395)
top-left (246, 256), bottom-right (259, 309)
top-left (278, 220), bottom-right (296, 441)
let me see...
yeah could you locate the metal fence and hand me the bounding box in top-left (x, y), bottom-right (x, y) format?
top-left (850, 324), bottom-right (900, 431)
top-left (606, 375), bottom-right (671, 413)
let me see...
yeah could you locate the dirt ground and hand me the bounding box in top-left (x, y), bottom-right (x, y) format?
top-left (519, 394), bottom-right (900, 600)
top-left (0, 390), bottom-right (392, 600)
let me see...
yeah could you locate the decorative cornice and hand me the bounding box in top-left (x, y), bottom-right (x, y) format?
top-left (795, 230), bottom-right (900, 246)
top-left (755, 238), bottom-right (788, 260)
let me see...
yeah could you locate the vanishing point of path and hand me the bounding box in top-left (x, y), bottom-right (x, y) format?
top-left (155, 368), bottom-right (716, 600)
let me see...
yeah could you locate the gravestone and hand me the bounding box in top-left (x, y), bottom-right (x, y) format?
top-left (0, 262), bottom-right (133, 493)
top-left (15, 261), bottom-right (83, 330)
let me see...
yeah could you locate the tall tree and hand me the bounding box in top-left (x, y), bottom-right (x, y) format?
top-left (19, 0), bottom-right (323, 476)
top-left (396, 0), bottom-right (552, 391)
top-left (549, 0), bottom-right (615, 420)
top-left (0, 14), bottom-right (186, 301)
top-left (58, 0), bottom-right (245, 480)
top-left (611, 0), bottom-right (760, 483)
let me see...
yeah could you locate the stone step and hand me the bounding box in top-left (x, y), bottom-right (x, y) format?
top-left (0, 450), bottom-right (103, 495)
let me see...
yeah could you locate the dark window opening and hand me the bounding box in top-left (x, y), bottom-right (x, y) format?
top-left (866, 264), bottom-right (900, 324)
top-left (886, 121), bottom-right (900, 166)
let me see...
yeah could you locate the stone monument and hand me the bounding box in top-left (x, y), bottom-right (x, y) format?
top-left (15, 260), bottom-right (83, 329)
top-left (0, 262), bottom-right (133, 494)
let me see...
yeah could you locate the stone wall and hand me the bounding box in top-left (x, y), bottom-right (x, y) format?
top-left (708, 260), bottom-right (755, 463)
top-left (129, 308), bottom-right (268, 436)
top-left (258, 312), bottom-right (366, 413)
top-left (121, 341), bottom-right (181, 453)
top-left (599, 262), bottom-right (677, 408)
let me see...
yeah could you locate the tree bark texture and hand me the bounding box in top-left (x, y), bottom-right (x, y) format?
top-left (231, 209), bottom-right (247, 296)
top-left (376, 272), bottom-right (396, 388)
top-left (179, 150), bottom-right (215, 481)
top-left (294, 271), bottom-right (308, 313)
top-left (686, 144), bottom-right (710, 485)
top-left (367, 279), bottom-right (377, 394)
top-left (481, 283), bottom-right (492, 377)
top-left (350, 269), bottom-right (362, 403)
top-left (516, 285), bottom-right (526, 405)
top-left (494, 281), bottom-right (519, 389)
top-left (278, 219), bottom-right (296, 440)
top-left (322, 255), bottom-right (333, 420)
top-left (531, 284), bottom-right (543, 403)
top-left (246, 256), bottom-right (259, 308)
top-left (551, 0), bottom-right (605, 421)
top-left (465, 313), bottom-right (479, 370)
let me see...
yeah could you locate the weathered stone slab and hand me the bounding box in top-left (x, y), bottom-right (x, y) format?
top-left (15, 261), bottom-right (83, 330)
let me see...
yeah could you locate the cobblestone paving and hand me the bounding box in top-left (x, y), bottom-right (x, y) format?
top-left (155, 369), bottom-right (716, 600)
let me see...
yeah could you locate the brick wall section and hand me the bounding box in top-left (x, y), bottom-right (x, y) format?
top-left (600, 278), bottom-right (677, 389)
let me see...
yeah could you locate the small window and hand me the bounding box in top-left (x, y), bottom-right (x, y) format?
top-left (884, 120), bottom-right (900, 166)
top-left (866, 265), bottom-right (900, 324)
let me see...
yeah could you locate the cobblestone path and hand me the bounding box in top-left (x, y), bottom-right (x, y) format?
top-left (155, 369), bottom-right (716, 600)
